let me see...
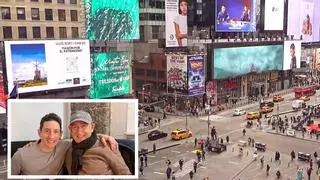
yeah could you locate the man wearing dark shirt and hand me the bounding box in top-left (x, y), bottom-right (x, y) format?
top-left (217, 5), bottom-right (230, 23)
top-left (290, 43), bottom-right (297, 69)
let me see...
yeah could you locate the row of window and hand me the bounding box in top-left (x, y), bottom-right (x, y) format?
top-left (1, 7), bottom-right (78, 21)
top-left (139, 13), bottom-right (165, 21)
top-left (2, 26), bottom-right (79, 39)
top-left (30, 0), bottom-right (77, 4)
top-left (139, 0), bottom-right (165, 9)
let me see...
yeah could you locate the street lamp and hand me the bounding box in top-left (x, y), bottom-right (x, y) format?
top-left (142, 83), bottom-right (151, 104)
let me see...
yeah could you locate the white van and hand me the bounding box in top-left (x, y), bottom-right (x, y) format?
top-left (292, 100), bottom-right (306, 110)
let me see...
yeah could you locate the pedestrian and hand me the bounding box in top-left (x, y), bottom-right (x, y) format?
top-left (309, 158), bottom-right (313, 169)
top-left (291, 150), bottom-right (296, 161)
top-left (220, 138), bottom-right (224, 144)
top-left (194, 137), bottom-right (198, 148)
top-left (196, 150), bottom-right (201, 162)
top-left (189, 170), bottom-right (194, 180)
top-left (314, 151), bottom-right (318, 160)
top-left (307, 167), bottom-right (312, 180)
top-left (242, 129), bottom-right (246, 136)
top-left (193, 161), bottom-right (197, 173)
top-left (202, 150), bottom-right (206, 161)
top-left (179, 159), bottom-right (184, 170)
top-left (153, 143), bottom-right (156, 154)
top-left (172, 171), bottom-right (176, 180)
top-left (317, 158), bottom-right (320, 173)
top-left (251, 138), bottom-right (255, 147)
top-left (260, 156), bottom-right (264, 168)
top-left (248, 137), bottom-right (251, 146)
top-left (163, 110), bottom-right (167, 119)
top-left (144, 154), bottom-right (148, 167)
top-left (266, 164), bottom-right (270, 176)
top-left (166, 159), bottom-right (171, 167)
top-left (200, 142), bottom-right (204, 151)
top-left (166, 166), bottom-right (172, 179)
top-left (139, 165), bottom-right (144, 176)
top-left (226, 136), bottom-right (229, 144)
top-left (140, 155), bottom-right (144, 168)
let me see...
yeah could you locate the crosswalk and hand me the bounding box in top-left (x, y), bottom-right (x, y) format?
top-left (199, 115), bottom-right (226, 122)
top-left (0, 165), bottom-right (7, 174)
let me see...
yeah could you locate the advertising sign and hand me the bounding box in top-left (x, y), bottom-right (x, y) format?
top-left (165, 0), bottom-right (188, 47)
top-left (90, 52), bottom-right (130, 98)
top-left (4, 40), bottom-right (91, 94)
top-left (188, 55), bottom-right (205, 95)
top-left (283, 41), bottom-right (301, 70)
top-left (215, 0), bottom-right (256, 32)
top-left (213, 45), bottom-right (283, 79)
top-left (287, 0), bottom-right (320, 42)
top-left (314, 48), bottom-right (320, 69)
top-left (167, 54), bottom-right (187, 93)
top-left (84, 0), bottom-right (139, 40)
top-left (263, 0), bottom-right (284, 30)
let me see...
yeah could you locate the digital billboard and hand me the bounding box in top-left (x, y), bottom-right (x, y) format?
top-left (84, 0), bottom-right (139, 40)
top-left (90, 52), bottom-right (130, 99)
top-left (213, 45), bottom-right (283, 79)
top-left (215, 0), bottom-right (256, 32)
top-left (165, 0), bottom-right (188, 47)
top-left (287, 0), bottom-right (320, 42)
top-left (283, 41), bottom-right (301, 70)
top-left (5, 40), bottom-right (91, 94)
top-left (167, 54), bottom-right (188, 93)
top-left (188, 56), bottom-right (205, 95)
top-left (263, 0), bottom-right (284, 30)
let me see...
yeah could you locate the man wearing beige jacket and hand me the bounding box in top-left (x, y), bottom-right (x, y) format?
top-left (65, 111), bottom-right (131, 175)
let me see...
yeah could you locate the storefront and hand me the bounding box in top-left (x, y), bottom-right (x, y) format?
top-left (216, 78), bottom-right (241, 104)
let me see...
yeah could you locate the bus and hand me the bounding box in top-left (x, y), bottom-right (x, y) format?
top-left (294, 85), bottom-right (316, 99)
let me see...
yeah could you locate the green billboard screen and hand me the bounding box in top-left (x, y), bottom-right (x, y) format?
top-left (90, 53), bottom-right (130, 98)
top-left (84, 0), bottom-right (139, 40)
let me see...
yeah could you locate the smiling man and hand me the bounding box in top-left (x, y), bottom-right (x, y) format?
top-left (65, 111), bottom-right (131, 175)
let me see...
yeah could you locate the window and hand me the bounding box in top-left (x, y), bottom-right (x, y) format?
top-left (16, 7), bottom-right (25, 20)
top-left (59, 27), bottom-right (67, 38)
top-left (57, 0), bottom-right (65, 3)
top-left (139, 0), bottom-right (145, 8)
top-left (139, 26), bottom-right (144, 41)
top-left (139, 13), bottom-right (147, 21)
top-left (70, 0), bottom-right (77, 4)
top-left (135, 68), bottom-right (145, 76)
top-left (18, 26), bottom-right (27, 39)
top-left (146, 70), bottom-right (157, 78)
top-left (58, 9), bottom-right (66, 21)
top-left (70, 10), bottom-right (77, 21)
top-left (152, 26), bottom-right (159, 39)
top-left (71, 27), bottom-right (79, 38)
top-left (44, 0), bottom-right (52, 2)
top-left (1, 7), bottom-right (10, 19)
top-left (149, 0), bottom-right (155, 8)
top-left (158, 71), bottom-right (165, 78)
top-left (155, 1), bottom-right (164, 9)
top-left (46, 27), bottom-right (54, 38)
top-left (3, 26), bottom-right (12, 39)
top-left (32, 26), bottom-right (41, 38)
top-left (31, 8), bottom-right (40, 20)
top-left (45, 9), bottom-right (53, 20)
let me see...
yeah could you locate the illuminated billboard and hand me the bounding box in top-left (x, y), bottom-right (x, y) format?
top-left (5, 40), bottom-right (91, 94)
top-left (167, 54), bottom-right (188, 93)
top-left (90, 52), bottom-right (130, 98)
top-left (215, 0), bottom-right (256, 32)
top-left (213, 45), bottom-right (283, 79)
top-left (85, 0), bottom-right (139, 40)
top-left (283, 41), bottom-right (301, 70)
top-left (188, 55), bottom-right (205, 95)
top-left (263, 0), bottom-right (284, 30)
top-left (165, 0), bottom-right (188, 47)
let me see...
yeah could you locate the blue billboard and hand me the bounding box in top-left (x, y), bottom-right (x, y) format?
top-left (213, 45), bottom-right (284, 79)
top-left (188, 55), bottom-right (205, 95)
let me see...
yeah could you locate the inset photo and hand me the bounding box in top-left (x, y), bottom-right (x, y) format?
top-left (8, 99), bottom-right (138, 179)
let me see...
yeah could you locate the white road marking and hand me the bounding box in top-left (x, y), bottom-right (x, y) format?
top-left (149, 160), bottom-right (164, 166)
top-left (228, 161), bottom-right (239, 165)
top-left (171, 150), bottom-right (181, 153)
top-left (148, 155), bottom-right (156, 158)
top-left (153, 172), bottom-right (165, 175)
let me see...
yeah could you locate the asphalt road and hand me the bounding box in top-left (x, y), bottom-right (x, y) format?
top-left (139, 93), bottom-right (320, 179)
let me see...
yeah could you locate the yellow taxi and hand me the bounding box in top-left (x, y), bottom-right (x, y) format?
top-left (246, 112), bottom-right (260, 120)
top-left (259, 106), bottom-right (273, 114)
top-left (273, 95), bottom-right (284, 102)
top-left (299, 96), bottom-right (310, 102)
top-left (171, 128), bottom-right (192, 140)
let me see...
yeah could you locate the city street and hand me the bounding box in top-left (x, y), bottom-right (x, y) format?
top-left (139, 93), bottom-right (320, 179)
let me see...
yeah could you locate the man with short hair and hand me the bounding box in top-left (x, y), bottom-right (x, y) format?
top-left (65, 111), bottom-right (131, 175)
top-left (11, 113), bottom-right (118, 175)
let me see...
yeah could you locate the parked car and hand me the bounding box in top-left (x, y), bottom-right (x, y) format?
top-left (246, 112), bottom-right (260, 120)
top-left (171, 128), bottom-right (192, 140)
top-left (260, 101), bottom-right (274, 108)
top-left (259, 106), bottom-right (273, 114)
top-left (148, 130), bottom-right (168, 141)
top-left (233, 109), bottom-right (246, 116)
top-left (273, 95), bottom-right (284, 102)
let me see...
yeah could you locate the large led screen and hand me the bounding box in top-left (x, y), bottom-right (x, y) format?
top-left (84, 0), bottom-right (139, 40)
top-left (287, 0), bottom-right (320, 42)
top-left (213, 45), bottom-right (283, 79)
top-left (90, 52), bottom-right (130, 99)
top-left (263, 0), bottom-right (284, 30)
top-left (165, 0), bottom-right (188, 47)
top-left (167, 54), bottom-right (187, 93)
top-left (188, 56), bottom-right (205, 95)
top-left (283, 41), bottom-right (301, 70)
top-left (215, 0), bottom-right (256, 32)
top-left (5, 40), bottom-right (91, 94)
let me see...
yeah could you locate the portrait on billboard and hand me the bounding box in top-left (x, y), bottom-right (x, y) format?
top-left (283, 41), bottom-right (301, 70)
top-left (11, 44), bottom-right (48, 88)
top-left (188, 56), bottom-right (205, 95)
top-left (165, 0), bottom-right (188, 47)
